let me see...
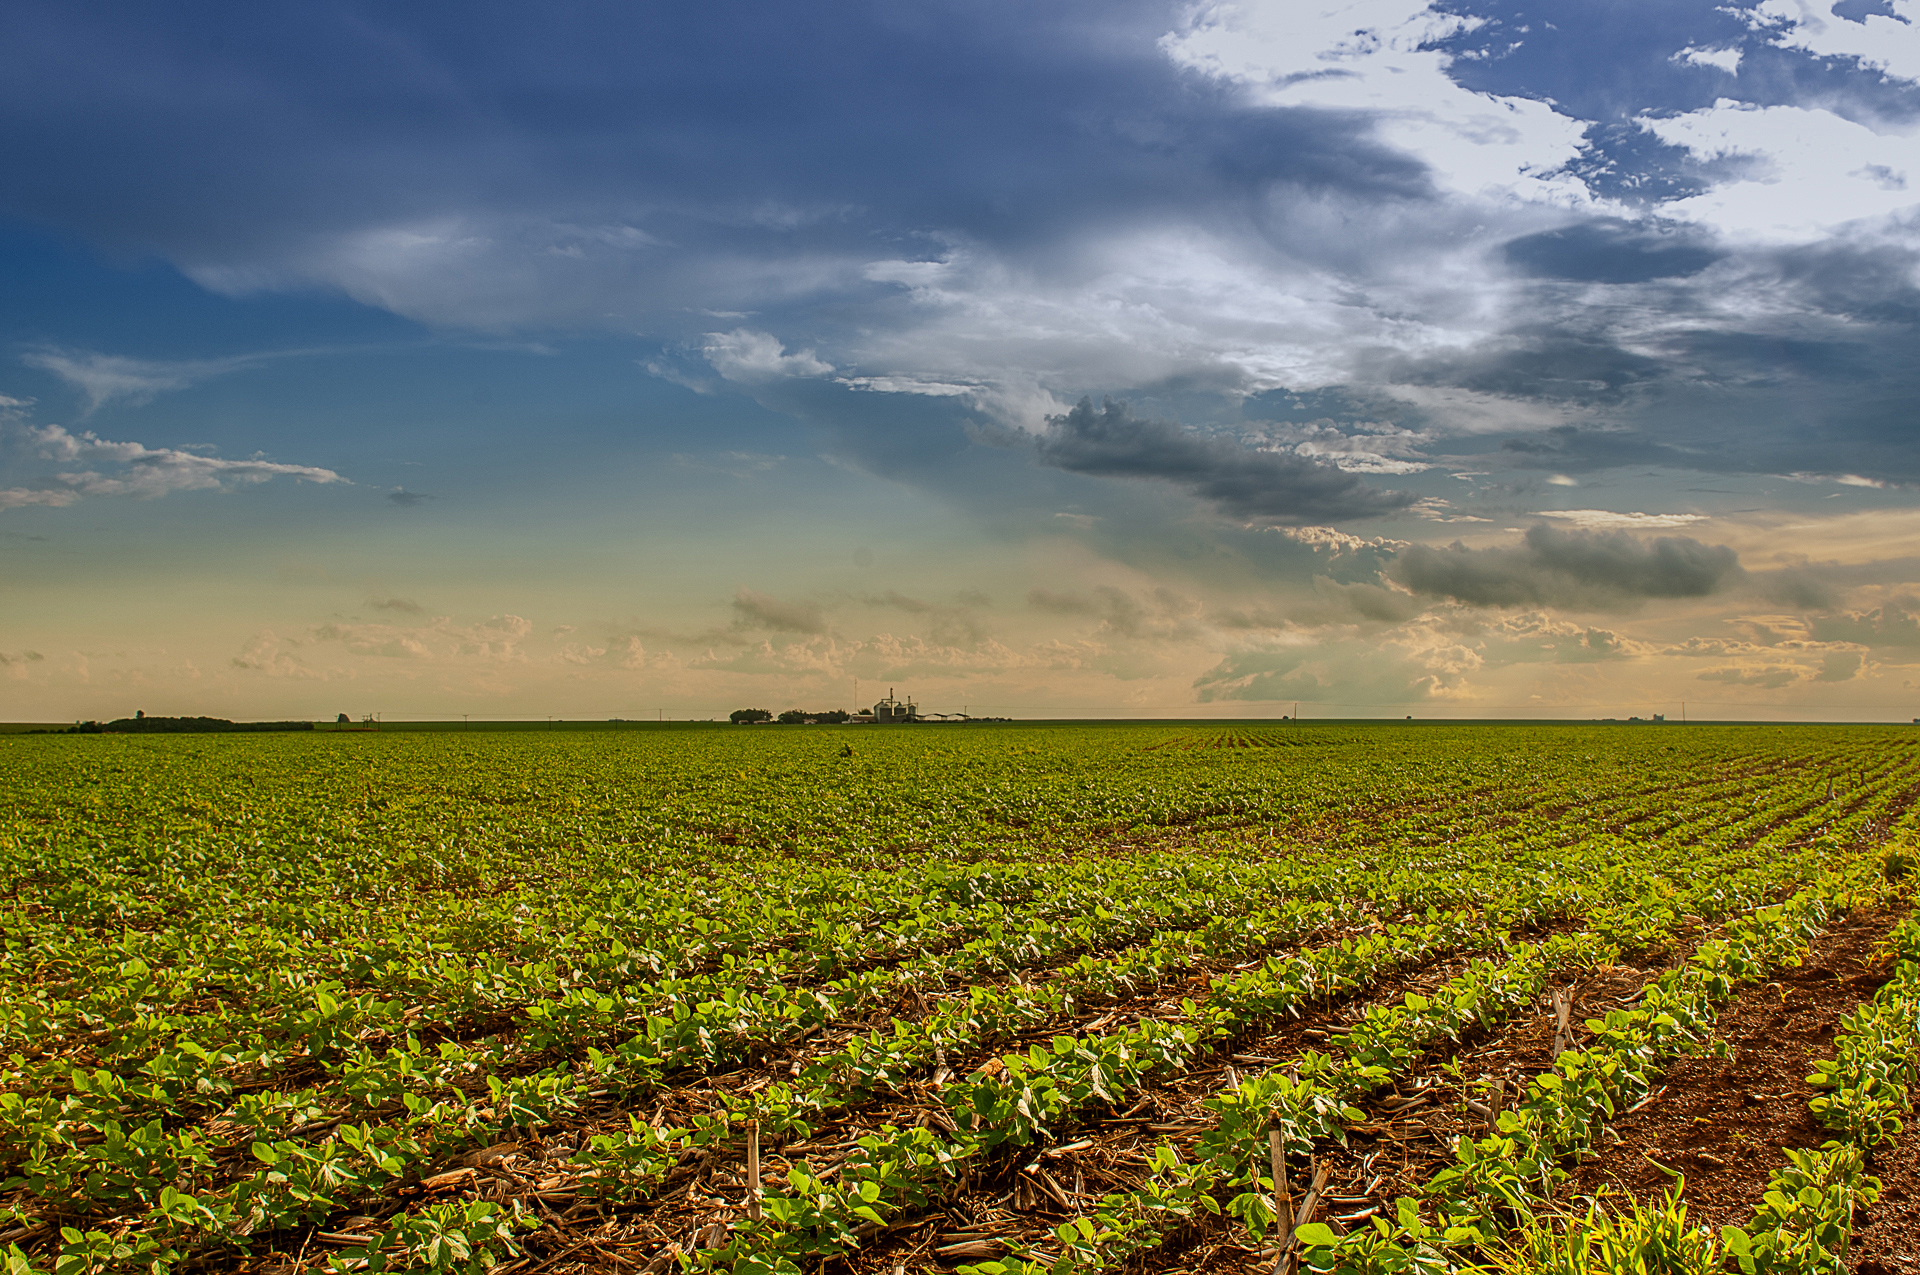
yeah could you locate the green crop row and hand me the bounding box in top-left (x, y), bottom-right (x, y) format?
top-left (704, 832), bottom-right (1873, 1274)
top-left (0, 724), bottom-right (1912, 1275)
top-left (948, 856), bottom-right (1868, 1275)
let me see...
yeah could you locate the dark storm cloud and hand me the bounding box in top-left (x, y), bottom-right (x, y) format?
top-left (1370, 330), bottom-right (1669, 405)
top-left (11, 0), bottom-right (1920, 516)
top-left (1027, 584), bottom-right (1199, 640)
top-left (1027, 589), bottom-right (1101, 617)
top-left (1372, 4), bottom-right (1920, 490)
top-left (863, 589), bottom-right (989, 645)
top-left (0, 0), bottom-right (1429, 325)
top-left (1215, 577), bottom-right (1425, 629)
top-left (1760, 565), bottom-right (1845, 611)
top-left (1036, 398), bottom-right (1416, 526)
top-left (1496, 425), bottom-right (1698, 473)
top-left (1750, 558), bottom-right (1920, 611)
top-left (1773, 237), bottom-right (1920, 327)
top-left (1389, 524), bottom-right (1743, 610)
top-left (1243, 386), bottom-right (1408, 427)
top-left (863, 590), bottom-right (933, 614)
top-left (731, 589), bottom-right (827, 635)
top-left (1502, 219), bottom-right (1721, 283)
top-left (1810, 601), bottom-right (1920, 647)
top-left (1363, 225), bottom-right (1920, 486)
top-left (1625, 319), bottom-right (1920, 486)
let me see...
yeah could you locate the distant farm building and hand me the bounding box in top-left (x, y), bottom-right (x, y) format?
top-left (872, 688), bottom-right (917, 723)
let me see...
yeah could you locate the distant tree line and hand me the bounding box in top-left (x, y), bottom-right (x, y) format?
top-left (48, 715), bottom-right (316, 734)
top-left (730, 708), bottom-right (852, 724)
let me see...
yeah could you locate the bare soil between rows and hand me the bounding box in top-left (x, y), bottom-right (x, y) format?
top-left (1557, 905), bottom-right (1896, 1237)
top-left (841, 921), bottom-right (1608, 1275)
top-left (1154, 937), bottom-right (1701, 1274)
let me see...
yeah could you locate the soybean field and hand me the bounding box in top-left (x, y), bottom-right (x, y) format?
top-left (5, 722), bottom-right (1920, 1275)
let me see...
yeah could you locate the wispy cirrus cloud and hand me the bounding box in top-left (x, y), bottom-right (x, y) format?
top-left (1531, 509), bottom-right (1710, 529)
top-left (0, 422), bottom-right (345, 510)
top-left (21, 347), bottom-right (291, 414)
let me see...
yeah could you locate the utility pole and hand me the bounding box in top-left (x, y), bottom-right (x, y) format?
top-left (1682, 701), bottom-right (1686, 725)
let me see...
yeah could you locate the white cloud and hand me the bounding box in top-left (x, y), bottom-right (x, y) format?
top-left (0, 487), bottom-right (80, 509)
top-left (1785, 471), bottom-right (1891, 488)
top-left (1531, 509), bottom-right (1709, 529)
top-left (702, 329), bottom-right (834, 381)
top-left (1161, 0), bottom-right (1596, 208)
top-left (1672, 45), bottom-right (1743, 74)
top-left (558, 635), bottom-right (672, 670)
top-left (843, 221), bottom-right (1573, 431)
top-left (1414, 497), bottom-right (1493, 522)
top-left (839, 375), bottom-right (978, 397)
top-left (1751, 0), bottom-right (1920, 85)
top-left (1276, 525), bottom-right (1409, 553)
top-left (1270, 419), bottom-right (1435, 474)
top-left (1291, 442), bottom-right (1431, 474)
top-left (188, 213), bottom-right (866, 335)
top-left (1640, 100), bottom-right (1920, 242)
top-left (230, 631), bottom-right (328, 679)
top-left (23, 347), bottom-right (286, 414)
top-left (128, 10), bottom-right (1627, 437)
top-left (1, 423), bottom-right (346, 510)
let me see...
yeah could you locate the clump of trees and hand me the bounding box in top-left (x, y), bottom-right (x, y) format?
top-left (55, 716), bottom-right (316, 734)
top-left (731, 708), bottom-right (852, 724)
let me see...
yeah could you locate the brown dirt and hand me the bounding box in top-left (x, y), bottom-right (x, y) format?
top-left (1847, 914), bottom-right (1920, 1268)
top-left (371, 894), bottom-right (1920, 1275)
top-left (1154, 950), bottom-right (1692, 1274)
top-left (1136, 902), bottom-right (1905, 1273)
top-left (834, 947), bottom-right (1508, 1275)
top-left (401, 935), bottom-right (1502, 1275)
top-left (1852, 1135), bottom-right (1920, 1271)
top-left (1557, 906), bottom-right (1897, 1236)
top-left (840, 931), bottom-right (1616, 1275)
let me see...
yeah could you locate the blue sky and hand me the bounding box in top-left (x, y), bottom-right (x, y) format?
top-left (4, 0), bottom-right (1920, 719)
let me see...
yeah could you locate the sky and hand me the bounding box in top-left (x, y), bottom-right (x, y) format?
top-left (4, 0), bottom-right (1920, 722)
